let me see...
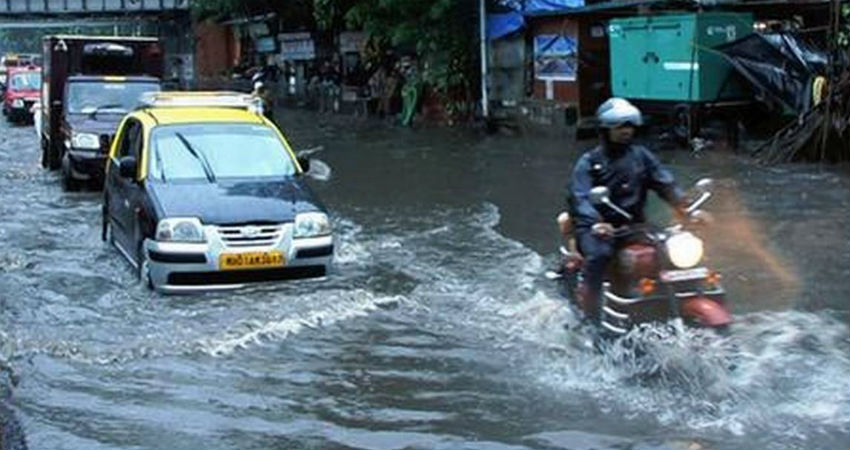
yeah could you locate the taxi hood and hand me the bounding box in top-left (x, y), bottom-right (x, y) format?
top-left (148, 178), bottom-right (323, 225)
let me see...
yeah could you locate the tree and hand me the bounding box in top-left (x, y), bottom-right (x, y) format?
top-left (314, 0), bottom-right (481, 122)
top-left (189, 0), bottom-right (315, 31)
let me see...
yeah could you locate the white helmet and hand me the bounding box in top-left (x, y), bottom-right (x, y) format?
top-left (596, 97), bottom-right (643, 128)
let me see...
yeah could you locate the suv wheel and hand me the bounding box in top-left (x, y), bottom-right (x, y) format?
top-left (61, 154), bottom-right (82, 191)
top-left (40, 137), bottom-right (48, 168)
top-left (47, 142), bottom-right (61, 171)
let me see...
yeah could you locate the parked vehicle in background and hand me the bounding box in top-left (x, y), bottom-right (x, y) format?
top-left (102, 92), bottom-right (333, 293)
top-left (2, 65), bottom-right (41, 124)
top-left (1, 53), bottom-right (41, 85)
top-left (40, 35), bottom-right (164, 191)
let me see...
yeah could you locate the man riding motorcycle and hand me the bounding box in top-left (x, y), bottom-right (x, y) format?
top-left (567, 98), bottom-right (688, 325)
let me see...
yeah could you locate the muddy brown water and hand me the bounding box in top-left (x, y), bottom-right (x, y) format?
top-left (0, 109), bottom-right (847, 449)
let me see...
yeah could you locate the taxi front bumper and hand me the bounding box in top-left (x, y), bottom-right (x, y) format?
top-left (144, 225), bottom-right (333, 294)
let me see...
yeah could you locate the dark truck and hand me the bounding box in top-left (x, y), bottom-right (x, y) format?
top-left (40, 35), bottom-right (164, 190)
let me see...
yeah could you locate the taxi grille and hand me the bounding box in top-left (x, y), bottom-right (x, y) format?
top-left (216, 224), bottom-right (285, 248)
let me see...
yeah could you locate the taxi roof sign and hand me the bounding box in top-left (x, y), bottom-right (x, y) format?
top-left (138, 91), bottom-right (262, 112)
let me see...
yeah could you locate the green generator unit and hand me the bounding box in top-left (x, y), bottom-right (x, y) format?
top-left (609, 12), bottom-right (754, 102)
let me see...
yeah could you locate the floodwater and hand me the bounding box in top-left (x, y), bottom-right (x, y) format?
top-left (0, 108), bottom-right (848, 449)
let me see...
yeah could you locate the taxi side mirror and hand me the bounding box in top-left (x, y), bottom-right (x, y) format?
top-left (118, 156), bottom-right (138, 179)
top-left (297, 156), bottom-right (310, 173)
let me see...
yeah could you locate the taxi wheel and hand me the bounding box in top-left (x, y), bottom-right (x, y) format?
top-left (102, 216), bottom-right (114, 245)
top-left (137, 242), bottom-right (153, 290)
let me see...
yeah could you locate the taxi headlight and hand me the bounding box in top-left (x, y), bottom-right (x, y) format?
top-left (70, 132), bottom-right (100, 150)
top-left (156, 218), bottom-right (206, 243)
top-left (665, 232), bottom-right (704, 269)
top-left (294, 212), bottom-right (331, 238)
top-left (11, 99), bottom-right (24, 108)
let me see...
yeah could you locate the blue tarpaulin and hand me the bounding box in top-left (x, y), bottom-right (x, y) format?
top-left (487, 0), bottom-right (585, 39)
top-left (525, 0), bottom-right (585, 12)
top-left (487, 12), bottom-right (525, 40)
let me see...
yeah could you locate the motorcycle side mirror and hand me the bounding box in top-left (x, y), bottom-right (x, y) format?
top-left (687, 178), bottom-right (715, 214)
top-left (589, 186), bottom-right (610, 205)
top-left (695, 178), bottom-right (714, 193)
top-left (589, 185), bottom-right (634, 221)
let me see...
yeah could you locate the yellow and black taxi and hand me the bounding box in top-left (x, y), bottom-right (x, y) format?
top-left (101, 92), bottom-right (333, 293)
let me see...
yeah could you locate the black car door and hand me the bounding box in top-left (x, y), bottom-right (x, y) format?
top-left (122, 125), bottom-right (148, 263)
top-left (106, 118), bottom-right (142, 258)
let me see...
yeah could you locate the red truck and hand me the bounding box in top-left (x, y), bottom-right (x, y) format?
top-left (2, 65), bottom-right (41, 124)
top-left (40, 35), bottom-right (164, 190)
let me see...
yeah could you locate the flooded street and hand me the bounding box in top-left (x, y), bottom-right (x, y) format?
top-left (1, 109), bottom-right (848, 449)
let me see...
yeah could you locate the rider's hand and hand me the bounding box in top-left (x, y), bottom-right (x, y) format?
top-left (689, 209), bottom-right (714, 226)
top-left (591, 222), bottom-right (614, 237)
top-left (673, 206), bottom-right (689, 224)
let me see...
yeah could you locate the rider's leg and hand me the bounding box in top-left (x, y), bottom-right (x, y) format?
top-left (576, 229), bottom-right (615, 324)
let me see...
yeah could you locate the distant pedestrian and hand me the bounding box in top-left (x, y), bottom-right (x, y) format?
top-left (170, 57), bottom-right (186, 90)
top-left (252, 81), bottom-right (276, 126)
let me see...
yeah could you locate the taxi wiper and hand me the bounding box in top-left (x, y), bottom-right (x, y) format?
top-left (153, 146), bottom-right (167, 182)
top-left (174, 132), bottom-right (216, 183)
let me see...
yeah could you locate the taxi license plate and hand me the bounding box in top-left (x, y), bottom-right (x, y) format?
top-left (219, 251), bottom-right (285, 270)
top-left (660, 267), bottom-right (708, 283)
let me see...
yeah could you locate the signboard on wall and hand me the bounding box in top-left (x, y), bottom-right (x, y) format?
top-left (255, 36), bottom-right (276, 53)
top-left (279, 33), bottom-right (315, 61)
top-left (339, 31), bottom-right (366, 54)
top-left (534, 34), bottom-right (577, 81)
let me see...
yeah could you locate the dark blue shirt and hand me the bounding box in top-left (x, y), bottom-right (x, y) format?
top-left (568, 144), bottom-right (685, 230)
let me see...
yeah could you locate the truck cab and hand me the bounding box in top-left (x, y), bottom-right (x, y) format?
top-left (40, 35), bottom-right (164, 191)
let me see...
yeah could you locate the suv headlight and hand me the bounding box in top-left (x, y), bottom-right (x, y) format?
top-left (156, 218), bottom-right (206, 243)
top-left (70, 132), bottom-right (100, 150)
top-left (11, 99), bottom-right (24, 108)
top-left (294, 212), bottom-right (331, 238)
top-left (665, 231), bottom-right (704, 269)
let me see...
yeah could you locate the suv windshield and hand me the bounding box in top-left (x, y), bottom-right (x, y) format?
top-left (149, 123), bottom-right (297, 182)
top-left (9, 72), bottom-right (40, 90)
top-left (66, 81), bottom-right (160, 114)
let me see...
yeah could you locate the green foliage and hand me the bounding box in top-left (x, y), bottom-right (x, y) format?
top-left (315, 0), bottom-right (480, 121)
top-left (189, 0), bottom-right (243, 21)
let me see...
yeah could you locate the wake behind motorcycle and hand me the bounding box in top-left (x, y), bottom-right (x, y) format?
top-left (550, 178), bottom-right (732, 336)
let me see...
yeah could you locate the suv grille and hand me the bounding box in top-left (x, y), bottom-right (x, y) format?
top-left (99, 133), bottom-right (114, 153)
top-left (216, 224), bottom-right (285, 248)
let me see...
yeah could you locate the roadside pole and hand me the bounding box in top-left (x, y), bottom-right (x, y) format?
top-left (479, 0), bottom-right (489, 119)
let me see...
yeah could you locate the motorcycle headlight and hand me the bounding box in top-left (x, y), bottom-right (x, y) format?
top-left (294, 212), bottom-right (331, 238)
top-left (71, 132), bottom-right (100, 150)
top-left (665, 231), bottom-right (704, 269)
top-left (11, 99), bottom-right (24, 108)
top-left (156, 218), bottom-right (206, 243)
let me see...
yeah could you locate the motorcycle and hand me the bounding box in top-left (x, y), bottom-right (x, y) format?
top-left (549, 178), bottom-right (732, 336)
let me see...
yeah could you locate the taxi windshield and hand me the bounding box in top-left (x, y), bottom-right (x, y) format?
top-left (66, 80), bottom-right (160, 114)
top-left (149, 123), bottom-right (297, 182)
top-left (10, 72), bottom-right (40, 90)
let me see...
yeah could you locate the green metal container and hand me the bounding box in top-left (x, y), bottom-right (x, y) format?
top-left (609, 12), bottom-right (754, 102)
